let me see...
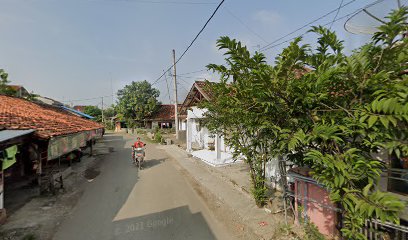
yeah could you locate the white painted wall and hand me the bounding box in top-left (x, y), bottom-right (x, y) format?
top-left (186, 106), bottom-right (230, 154)
top-left (265, 158), bottom-right (281, 189)
top-left (187, 106), bottom-right (207, 119)
top-left (179, 120), bottom-right (187, 131)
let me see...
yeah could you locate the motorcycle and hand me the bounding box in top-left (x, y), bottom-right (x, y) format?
top-left (132, 145), bottom-right (146, 169)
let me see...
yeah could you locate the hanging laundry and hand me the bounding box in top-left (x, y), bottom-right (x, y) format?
top-left (2, 145), bottom-right (18, 170)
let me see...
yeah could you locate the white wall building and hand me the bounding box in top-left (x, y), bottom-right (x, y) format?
top-left (182, 81), bottom-right (235, 167)
top-left (181, 81), bottom-right (281, 188)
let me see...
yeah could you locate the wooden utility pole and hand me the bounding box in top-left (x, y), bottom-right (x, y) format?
top-left (101, 97), bottom-right (104, 123)
top-left (173, 49), bottom-right (179, 139)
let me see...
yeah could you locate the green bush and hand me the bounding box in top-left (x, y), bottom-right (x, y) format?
top-left (104, 121), bottom-right (115, 130)
top-left (154, 131), bottom-right (163, 143)
top-left (136, 128), bottom-right (147, 135)
top-left (251, 175), bottom-right (268, 207)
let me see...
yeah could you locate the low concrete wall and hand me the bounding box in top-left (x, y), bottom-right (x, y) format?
top-left (177, 130), bottom-right (186, 144)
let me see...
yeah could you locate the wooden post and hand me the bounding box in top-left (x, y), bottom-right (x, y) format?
top-left (101, 97), bottom-right (104, 123)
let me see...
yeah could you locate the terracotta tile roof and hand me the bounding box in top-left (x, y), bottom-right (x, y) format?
top-left (149, 104), bottom-right (182, 121)
top-left (293, 67), bottom-right (312, 79)
top-left (194, 81), bottom-right (213, 100)
top-left (0, 95), bottom-right (104, 139)
top-left (180, 81), bottom-right (217, 114)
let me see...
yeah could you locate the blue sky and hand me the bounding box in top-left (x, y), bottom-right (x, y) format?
top-left (0, 0), bottom-right (400, 107)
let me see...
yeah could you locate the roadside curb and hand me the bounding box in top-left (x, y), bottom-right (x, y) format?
top-left (159, 144), bottom-right (283, 240)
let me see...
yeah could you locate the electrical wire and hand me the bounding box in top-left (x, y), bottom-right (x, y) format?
top-left (151, 0), bottom-right (226, 86)
top-left (224, 7), bottom-right (268, 44)
top-left (259, 0), bottom-right (358, 52)
top-left (177, 69), bottom-right (207, 76)
top-left (330, 0), bottom-right (345, 29)
top-left (163, 69), bottom-right (172, 103)
top-left (261, 0), bottom-right (386, 52)
top-left (60, 94), bottom-right (114, 103)
top-left (95, 0), bottom-right (217, 5)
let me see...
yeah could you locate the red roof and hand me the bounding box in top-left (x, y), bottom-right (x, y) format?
top-left (194, 81), bottom-right (213, 100)
top-left (0, 95), bottom-right (104, 139)
top-left (180, 81), bottom-right (215, 114)
top-left (150, 104), bottom-right (182, 121)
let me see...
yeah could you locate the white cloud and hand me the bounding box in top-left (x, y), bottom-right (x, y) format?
top-left (253, 10), bottom-right (282, 26)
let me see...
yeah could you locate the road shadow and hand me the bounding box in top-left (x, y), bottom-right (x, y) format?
top-left (112, 205), bottom-right (216, 240)
top-left (140, 158), bottom-right (166, 169)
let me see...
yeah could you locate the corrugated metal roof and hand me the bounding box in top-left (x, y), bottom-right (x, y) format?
top-left (0, 129), bottom-right (35, 143)
top-left (60, 106), bottom-right (95, 119)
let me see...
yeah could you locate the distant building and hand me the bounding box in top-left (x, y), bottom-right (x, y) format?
top-left (145, 104), bottom-right (184, 129)
top-left (180, 81), bottom-right (235, 167)
top-left (7, 85), bottom-right (30, 98)
top-left (73, 105), bottom-right (87, 113)
top-left (34, 96), bottom-right (63, 106)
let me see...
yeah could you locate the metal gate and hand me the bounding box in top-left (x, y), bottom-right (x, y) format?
top-left (361, 220), bottom-right (408, 240)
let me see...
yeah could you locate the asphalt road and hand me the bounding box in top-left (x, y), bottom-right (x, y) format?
top-left (53, 133), bottom-right (233, 240)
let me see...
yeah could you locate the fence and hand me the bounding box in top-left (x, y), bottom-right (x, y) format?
top-left (361, 219), bottom-right (408, 240)
top-left (279, 159), bottom-right (408, 240)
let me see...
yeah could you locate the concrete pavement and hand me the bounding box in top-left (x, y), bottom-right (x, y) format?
top-left (53, 133), bottom-right (233, 240)
top-left (158, 144), bottom-right (285, 240)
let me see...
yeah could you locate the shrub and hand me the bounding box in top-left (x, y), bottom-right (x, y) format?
top-left (154, 131), bottom-right (163, 143)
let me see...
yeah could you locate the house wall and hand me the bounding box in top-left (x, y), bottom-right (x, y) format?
top-left (179, 120), bottom-right (187, 131)
top-left (115, 122), bottom-right (127, 133)
top-left (294, 180), bottom-right (339, 238)
top-left (265, 159), bottom-right (280, 189)
top-left (149, 120), bottom-right (175, 129)
top-left (187, 106), bottom-right (206, 119)
top-left (190, 118), bottom-right (209, 149)
top-left (187, 107), bottom-right (228, 151)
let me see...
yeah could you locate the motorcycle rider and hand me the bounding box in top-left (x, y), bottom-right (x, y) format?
top-left (132, 137), bottom-right (145, 159)
top-left (133, 137), bottom-right (145, 148)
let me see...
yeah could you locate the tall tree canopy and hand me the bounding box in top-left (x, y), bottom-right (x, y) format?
top-left (116, 80), bottom-right (160, 127)
top-left (0, 69), bottom-right (16, 95)
top-left (202, 7), bottom-right (407, 239)
top-left (83, 105), bottom-right (102, 122)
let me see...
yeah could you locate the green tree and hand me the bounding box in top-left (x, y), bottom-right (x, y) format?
top-left (0, 69), bottom-right (16, 95)
top-left (203, 7), bottom-right (407, 239)
top-left (103, 105), bottom-right (116, 119)
top-left (103, 106), bottom-right (116, 130)
top-left (116, 80), bottom-right (160, 129)
top-left (83, 105), bottom-right (102, 122)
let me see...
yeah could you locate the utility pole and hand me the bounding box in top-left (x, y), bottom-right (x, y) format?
top-left (101, 97), bottom-right (104, 123)
top-left (173, 49), bottom-right (179, 139)
top-left (110, 72), bottom-right (114, 106)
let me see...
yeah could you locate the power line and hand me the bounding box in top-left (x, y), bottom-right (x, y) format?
top-left (224, 7), bottom-right (268, 44)
top-left (330, 0), bottom-right (345, 29)
top-left (176, 79), bottom-right (191, 93)
top-left (261, 0), bottom-right (386, 52)
top-left (259, 0), bottom-right (358, 52)
top-left (95, 0), bottom-right (217, 5)
top-left (177, 69), bottom-right (207, 76)
top-left (163, 69), bottom-right (172, 103)
top-left (60, 94), bottom-right (114, 103)
top-left (151, 0), bottom-right (226, 86)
